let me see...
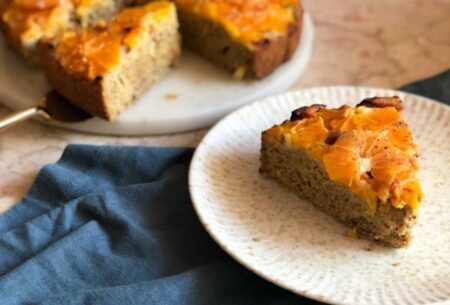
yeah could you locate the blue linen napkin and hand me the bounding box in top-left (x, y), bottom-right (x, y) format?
top-left (400, 69), bottom-right (450, 103)
top-left (0, 70), bottom-right (448, 305)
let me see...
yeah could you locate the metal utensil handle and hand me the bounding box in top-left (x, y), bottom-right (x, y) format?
top-left (0, 106), bottom-right (50, 132)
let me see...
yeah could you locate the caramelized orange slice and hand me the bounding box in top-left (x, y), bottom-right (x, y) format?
top-left (53, 2), bottom-right (173, 79)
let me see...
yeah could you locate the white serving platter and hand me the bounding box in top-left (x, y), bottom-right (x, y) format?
top-left (0, 14), bottom-right (314, 135)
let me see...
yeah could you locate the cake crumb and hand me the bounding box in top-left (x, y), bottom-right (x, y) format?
top-left (165, 93), bottom-right (178, 100)
top-left (233, 65), bottom-right (246, 79)
top-left (317, 295), bottom-right (326, 301)
top-left (392, 262), bottom-right (401, 267)
top-left (346, 228), bottom-right (359, 239)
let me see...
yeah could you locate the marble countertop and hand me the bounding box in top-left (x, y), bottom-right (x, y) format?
top-left (1, 0), bottom-right (449, 213)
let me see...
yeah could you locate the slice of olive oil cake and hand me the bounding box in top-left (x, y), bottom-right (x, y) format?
top-left (260, 97), bottom-right (423, 247)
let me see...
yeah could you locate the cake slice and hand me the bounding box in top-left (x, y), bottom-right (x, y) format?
top-left (38, 1), bottom-right (180, 121)
top-left (0, 0), bottom-right (131, 65)
top-left (260, 97), bottom-right (423, 247)
top-left (173, 0), bottom-right (303, 79)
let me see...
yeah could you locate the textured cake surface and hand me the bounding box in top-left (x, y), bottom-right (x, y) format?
top-left (260, 97), bottom-right (423, 247)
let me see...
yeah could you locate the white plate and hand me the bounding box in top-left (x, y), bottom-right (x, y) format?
top-left (189, 87), bottom-right (450, 305)
top-left (0, 14), bottom-right (313, 135)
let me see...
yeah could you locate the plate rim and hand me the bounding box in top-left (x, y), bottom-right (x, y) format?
top-left (188, 86), bottom-right (450, 305)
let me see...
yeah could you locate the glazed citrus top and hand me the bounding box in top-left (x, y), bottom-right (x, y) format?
top-left (264, 98), bottom-right (423, 212)
top-left (176, 0), bottom-right (299, 45)
top-left (53, 1), bottom-right (173, 79)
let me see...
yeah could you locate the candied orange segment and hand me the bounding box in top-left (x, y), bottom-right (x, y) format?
top-left (396, 178), bottom-right (423, 210)
top-left (323, 145), bottom-right (359, 186)
top-left (290, 117), bottom-right (328, 146)
top-left (339, 107), bottom-right (401, 131)
top-left (53, 2), bottom-right (173, 79)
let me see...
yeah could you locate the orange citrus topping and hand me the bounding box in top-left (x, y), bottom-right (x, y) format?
top-left (265, 102), bottom-right (423, 212)
top-left (0, 0), bottom-right (132, 46)
top-left (14, 0), bottom-right (63, 11)
top-left (0, 0), bottom-right (73, 45)
top-left (175, 0), bottom-right (298, 45)
top-left (53, 1), bottom-right (173, 79)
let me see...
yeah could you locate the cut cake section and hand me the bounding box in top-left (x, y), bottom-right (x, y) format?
top-left (38, 1), bottom-right (180, 121)
top-left (260, 97), bottom-right (423, 247)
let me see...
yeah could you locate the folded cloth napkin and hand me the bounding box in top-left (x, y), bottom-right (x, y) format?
top-left (0, 70), bottom-right (448, 305)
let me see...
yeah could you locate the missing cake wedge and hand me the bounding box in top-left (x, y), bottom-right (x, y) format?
top-left (260, 97), bottom-right (423, 248)
top-left (38, 1), bottom-right (181, 121)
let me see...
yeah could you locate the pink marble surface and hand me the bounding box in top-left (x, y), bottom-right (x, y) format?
top-left (0, 0), bottom-right (449, 213)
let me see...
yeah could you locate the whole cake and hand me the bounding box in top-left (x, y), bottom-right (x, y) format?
top-left (260, 97), bottom-right (423, 247)
top-left (0, 0), bottom-right (304, 120)
top-left (1, 0), bottom-right (303, 77)
top-left (38, 1), bottom-right (180, 120)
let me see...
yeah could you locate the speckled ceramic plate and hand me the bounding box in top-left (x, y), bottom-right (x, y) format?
top-left (189, 87), bottom-right (450, 305)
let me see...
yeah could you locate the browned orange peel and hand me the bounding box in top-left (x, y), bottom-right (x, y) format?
top-left (264, 97), bottom-right (423, 213)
